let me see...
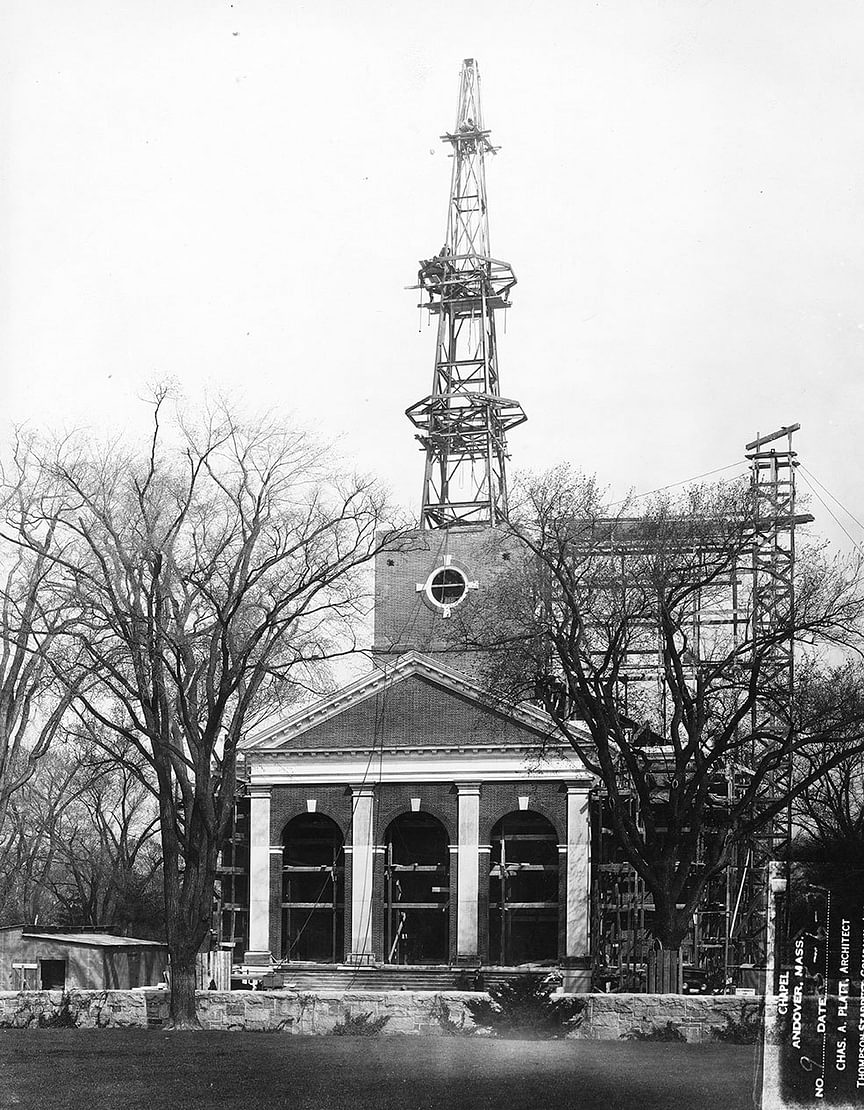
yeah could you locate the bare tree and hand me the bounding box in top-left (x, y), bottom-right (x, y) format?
top-left (20, 393), bottom-right (396, 1025)
top-left (0, 752), bottom-right (85, 925)
top-left (0, 435), bottom-right (81, 836)
top-left (456, 467), bottom-right (864, 986)
top-left (46, 750), bottom-right (163, 935)
top-left (0, 744), bottom-right (162, 937)
top-left (789, 742), bottom-right (864, 889)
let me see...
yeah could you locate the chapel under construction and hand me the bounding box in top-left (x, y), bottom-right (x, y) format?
top-left (219, 59), bottom-right (804, 994)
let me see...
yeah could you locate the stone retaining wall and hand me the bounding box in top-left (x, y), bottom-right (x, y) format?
top-left (0, 990), bottom-right (761, 1043)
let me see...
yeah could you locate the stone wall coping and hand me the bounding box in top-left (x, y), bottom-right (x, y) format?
top-left (0, 988), bottom-right (765, 1043)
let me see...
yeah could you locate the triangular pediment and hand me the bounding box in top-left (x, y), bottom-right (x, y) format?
top-left (243, 652), bottom-right (590, 757)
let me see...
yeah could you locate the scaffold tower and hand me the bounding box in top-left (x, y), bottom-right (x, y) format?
top-left (747, 424), bottom-right (800, 844)
top-left (407, 58), bottom-right (526, 529)
top-left (724, 424), bottom-right (804, 971)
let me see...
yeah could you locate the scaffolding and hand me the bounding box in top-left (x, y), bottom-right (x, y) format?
top-left (723, 424), bottom-right (802, 980)
top-left (215, 789), bottom-right (250, 964)
top-left (590, 425), bottom-right (808, 991)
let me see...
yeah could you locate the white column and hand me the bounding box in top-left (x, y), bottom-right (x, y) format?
top-left (565, 786), bottom-right (591, 958)
top-left (246, 785), bottom-right (272, 962)
top-left (456, 783), bottom-right (481, 960)
top-left (349, 785), bottom-right (376, 964)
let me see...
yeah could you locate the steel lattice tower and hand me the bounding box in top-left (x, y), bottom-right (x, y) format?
top-left (406, 59), bottom-right (526, 529)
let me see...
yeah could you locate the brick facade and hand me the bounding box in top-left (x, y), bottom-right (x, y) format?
top-left (243, 572), bottom-right (595, 981)
top-left (271, 785), bottom-right (353, 838)
top-left (372, 526), bottom-right (518, 667)
top-left (262, 772), bottom-right (581, 968)
top-left (285, 673), bottom-right (538, 751)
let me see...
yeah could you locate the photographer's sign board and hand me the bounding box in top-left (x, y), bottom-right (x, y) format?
top-left (762, 885), bottom-right (864, 1107)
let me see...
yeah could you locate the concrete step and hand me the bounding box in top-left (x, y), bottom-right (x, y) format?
top-left (259, 965), bottom-right (560, 993)
top-left (279, 969), bottom-right (462, 992)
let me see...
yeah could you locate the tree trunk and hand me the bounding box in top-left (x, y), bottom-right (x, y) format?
top-left (157, 784), bottom-right (216, 1029)
top-left (647, 946), bottom-right (683, 993)
top-left (647, 894), bottom-right (689, 993)
top-left (166, 946), bottom-right (200, 1029)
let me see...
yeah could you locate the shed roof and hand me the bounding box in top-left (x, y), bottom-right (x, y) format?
top-left (21, 932), bottom-right (165, 948)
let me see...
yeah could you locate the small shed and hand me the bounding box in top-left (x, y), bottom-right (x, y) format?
top-left (0, 926), bottom-right (167, 991)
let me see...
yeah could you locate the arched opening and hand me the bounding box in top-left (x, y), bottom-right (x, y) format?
top-left (281, 814), bottom-right (345, 963)
top-left (489, 811), bottom-right (559, 965)
top-left (384, 813), bottom-right (450, 964)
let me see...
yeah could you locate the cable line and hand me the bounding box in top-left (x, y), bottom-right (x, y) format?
top-left (609, 460), bottom-right (747, 508)
top-left (800, 464), bottom-right (864, 539)
top-left (797, 470), bottom-right (864, 559)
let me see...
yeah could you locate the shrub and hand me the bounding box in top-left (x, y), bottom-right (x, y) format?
top-left (37, 992), bottom-right (78, 1029)
top-left (428, 997), bottom-right (470, 1036)
top-left (464, 973), bottom-right (585, 1039)
top-left (712, 1002), bottom-right (762, 1044)
top-left (622, 1021), bottom-right (686, 1042)
top-left (331, 1011), bottom-right (390, 1036)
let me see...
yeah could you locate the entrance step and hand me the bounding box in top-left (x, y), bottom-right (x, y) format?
top-left (258, 965), bottom-right (561, 993)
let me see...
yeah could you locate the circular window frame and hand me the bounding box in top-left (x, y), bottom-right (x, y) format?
top-left (426, 566), bottom-right (468, 610)
top-left (419, 564), bottom-right (479, 618)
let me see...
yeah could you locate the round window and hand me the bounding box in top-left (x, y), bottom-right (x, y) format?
top-left (427, 567), bottom-right (467, 608)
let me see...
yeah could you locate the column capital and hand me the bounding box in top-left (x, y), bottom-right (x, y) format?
top-left (564, 782), bottom-right (589, 796)
top-left (350, 784), bottom-right (376, 798)
top-left (455, 782), bottom-right (482, 796)
top-left (248, 784), bottom-right (273, 800)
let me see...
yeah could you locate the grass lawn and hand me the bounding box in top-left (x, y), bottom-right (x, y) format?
top-left (0, 1030), bottom-right (758, 1110)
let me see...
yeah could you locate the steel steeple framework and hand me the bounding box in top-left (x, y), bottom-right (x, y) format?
top-left (407, 58), bottom-right (526, 529)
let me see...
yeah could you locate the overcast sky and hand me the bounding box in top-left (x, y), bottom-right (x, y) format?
top-left (3, 1), bottom-right (864, 554)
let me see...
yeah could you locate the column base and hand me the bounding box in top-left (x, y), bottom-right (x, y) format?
top-left (243, 950), bottom-right (273, 968)
top-left (346, 952), bottom-right (376, 967)
top-left (560, 956), bottom-right (592, 993)
top-left (453, 954), bottom-right (482, 967)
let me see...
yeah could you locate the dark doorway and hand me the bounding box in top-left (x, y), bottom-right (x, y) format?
top-left (39, 959), bottom-right (66, 991)
top-left (281, 814), bottom-right (345, 962)
top-left (384, 813), bottom-right (450, 964)
top-left (489, 811), bottom-right (559, 964)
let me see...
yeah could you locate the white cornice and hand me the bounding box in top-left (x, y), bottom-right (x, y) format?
top-left (253, 743), bottom-right (565, 759)
top-left (247, 747), bottom-right (594, 787)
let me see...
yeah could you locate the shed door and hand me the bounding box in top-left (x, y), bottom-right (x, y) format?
top-left (39, 959), bottom-right (66, 990)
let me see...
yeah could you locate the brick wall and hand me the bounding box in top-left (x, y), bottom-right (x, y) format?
top-left (291, 674), bottom-right (544, 751)
top-left (478, 782), bottom-right (568, 960)
top-left (271, 785), bottom-right (353, 838)
top-left (372, 527), bottom-right (518, 667)
top-left (269, 786), bottom-right (353, 961)
top-left (267, 780), bottom-right (576, 964)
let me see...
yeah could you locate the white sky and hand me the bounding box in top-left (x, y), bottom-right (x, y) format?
top-left (3, 1), bottom-right (864, 554)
